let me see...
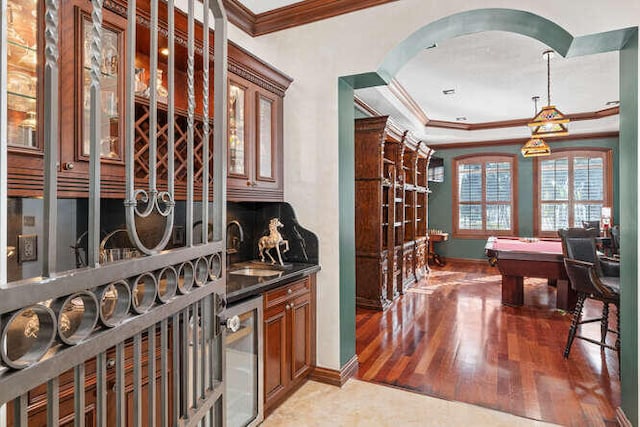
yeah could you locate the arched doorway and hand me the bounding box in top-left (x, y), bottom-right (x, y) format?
top-left (337, 8), bottom-right (638, 423)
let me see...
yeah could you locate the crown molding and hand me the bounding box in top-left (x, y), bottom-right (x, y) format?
top-left (379, 78), bottom-right (620, 133)
top-left (354, 95), bottom-right (382, 117)
top-left (224, 0), bottom-right (399, 37)
top-left (429, 131), bottom-right (619, 151)
top-left (425, 106), bottom-right (620, 131)
top-left (388, 78), bottom-right (429, 124)
top-left (224, 0), bottom-right (255, 34)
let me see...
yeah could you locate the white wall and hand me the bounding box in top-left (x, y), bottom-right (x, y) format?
top-left (224, 0), bottom-right (640, 370)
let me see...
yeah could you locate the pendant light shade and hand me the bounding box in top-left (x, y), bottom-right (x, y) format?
top-left (522, 96), bottom-right (551, 158)
top-left (527, 50), bottom-right (569, 137)
top-left (521, 136), bottom-right (551, 157)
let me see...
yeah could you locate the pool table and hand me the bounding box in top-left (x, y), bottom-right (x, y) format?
top-left (484, 236), bottom-right (576, 310)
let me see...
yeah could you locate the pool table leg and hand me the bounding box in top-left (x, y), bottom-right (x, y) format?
top-left (556, 279), bottom-right (577, 311)
top-left (502, 275), bottom-right (524, 306)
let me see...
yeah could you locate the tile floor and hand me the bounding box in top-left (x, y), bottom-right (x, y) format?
top-left (262, 379), bottom-right (558, 426)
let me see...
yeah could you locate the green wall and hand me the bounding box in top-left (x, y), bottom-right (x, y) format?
top-left (428, 137), bottom-right (620, 260)
top-left (339, 78), bottom-right (357, 366)
top-left (619, 30), bottom-right (638, 425)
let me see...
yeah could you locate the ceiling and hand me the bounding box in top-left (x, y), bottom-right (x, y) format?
top-left (355, 31), bottom-right (620, 146)
top-left (228, 4), bottom-right (620, 146)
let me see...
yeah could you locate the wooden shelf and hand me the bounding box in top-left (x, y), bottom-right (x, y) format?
top-left (355, 116), bottom-right (433, 309)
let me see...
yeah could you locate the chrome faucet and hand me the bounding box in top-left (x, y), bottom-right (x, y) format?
top-left (226, 220), bottom-right (245, 255)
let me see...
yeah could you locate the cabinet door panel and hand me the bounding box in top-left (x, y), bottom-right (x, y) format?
top-left (228, 81), bottom-right (250, 181)
top-left (290, 293), bottom-right (312, 381)
top-left (264, 303), bottom-right (288, 403)
top-left (255, 91), bottom-right (279, 190)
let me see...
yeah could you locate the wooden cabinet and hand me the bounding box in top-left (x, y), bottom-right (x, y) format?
top-left (6, 327), bottom-right (173, 426)
top-left (355, 116), bottom-right (432, 309)
top-left (263, 275), bottom-right (316, 415)
top-left (6, 0), bottom-right (292, 200)
top-left (227, 75), bottom-right (283, 201)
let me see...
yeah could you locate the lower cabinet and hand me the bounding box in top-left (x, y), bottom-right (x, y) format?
top-left (7, 327), bottom-right (172, 426)
top-left (263, 274), bottom-right (316, 415)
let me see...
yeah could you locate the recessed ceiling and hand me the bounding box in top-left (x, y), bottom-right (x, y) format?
top-left (356, 31), bottom-right (620, 145)
top-left (237, 0), bottom-right (303, 14)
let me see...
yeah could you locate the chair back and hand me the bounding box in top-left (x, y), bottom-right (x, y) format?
top-left (610, 225), bottom-right (620, 255)
top-left (582, 220), bottom-right (601, 230)
top-left (557, 227), bottom-right (599, 257)
top-left (563, 258), bottom-right (617, 298)
top-left (564, 236), bottom-right (603, 277)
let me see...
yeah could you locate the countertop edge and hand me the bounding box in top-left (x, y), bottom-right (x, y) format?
top-left (227, 264), bottom-right (321, 305)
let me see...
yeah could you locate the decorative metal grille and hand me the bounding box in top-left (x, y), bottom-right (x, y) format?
top-left (0, 0), bottom-right (229, 425)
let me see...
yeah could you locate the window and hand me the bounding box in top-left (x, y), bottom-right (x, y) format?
top-left (453, 155), bottom-right (516, 237)
top-left (535, 149), bottom-right (612, 236)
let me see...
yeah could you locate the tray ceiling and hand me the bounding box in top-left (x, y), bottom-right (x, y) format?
top-left (356, 31), bottom-right (619, 146)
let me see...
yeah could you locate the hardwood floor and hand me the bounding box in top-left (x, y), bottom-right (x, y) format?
top-left (355, 260), bottom-right (620, 427)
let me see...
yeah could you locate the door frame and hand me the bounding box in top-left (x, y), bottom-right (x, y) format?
top-left (337, 8), bottom-right (639, 424)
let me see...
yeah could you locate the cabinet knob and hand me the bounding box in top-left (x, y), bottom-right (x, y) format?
top-left (287, 288), bottom-right (292, 295)
top-left (285, 304), bottom-right (291, 310)
top-left (222, 315), bottom-right (241, 333)
top-left (63, 162), bottom-right (74, 170)
top-left (107, 358), bottom-right (116, 368)
top-left (246, 180), bottom-right (252, 186)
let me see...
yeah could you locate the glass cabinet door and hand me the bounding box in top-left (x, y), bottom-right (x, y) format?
top-left (228, 83), bottom-right (247, 176)
top-left (80, 14), bottom-right (122, 159)
top-left (6, 0), bottom-right (39, 149)
top-left (256, 95), bottom-right (275, 181)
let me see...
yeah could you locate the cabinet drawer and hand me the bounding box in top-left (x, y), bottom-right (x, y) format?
top-left (264, 277), bottom-right (310, 308)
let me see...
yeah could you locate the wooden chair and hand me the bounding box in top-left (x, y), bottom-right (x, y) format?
top-left (563, 257), bottom-right (620, 361)
top-left (558, 229), bottom-right (619, 277)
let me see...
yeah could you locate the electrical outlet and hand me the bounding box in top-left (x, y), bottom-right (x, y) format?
top-left (18, 234), bottom-right (38, 263)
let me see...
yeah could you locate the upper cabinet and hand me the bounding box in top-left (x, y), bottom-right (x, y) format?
top-left (5, 0), bottom-right (292, 201)
top-left (6, 0), bottom-right (39, 151)
top-left (227, 75), bottom-right (283, 201)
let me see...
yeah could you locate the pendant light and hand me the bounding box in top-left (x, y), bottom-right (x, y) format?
top-left (522, 96), bottom-right (551, 157)
top-left (527, 50), bottom-right (569, 137)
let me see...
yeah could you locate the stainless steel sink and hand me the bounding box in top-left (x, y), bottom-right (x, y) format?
top-left (229, 267), bottom-right (283, 277)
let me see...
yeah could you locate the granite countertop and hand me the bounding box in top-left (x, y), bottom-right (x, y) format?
top-left (226, 262), bottom-right (321, 304)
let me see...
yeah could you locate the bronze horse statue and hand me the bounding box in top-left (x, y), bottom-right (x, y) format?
top-left (258, 218), bottom-right (289, 265)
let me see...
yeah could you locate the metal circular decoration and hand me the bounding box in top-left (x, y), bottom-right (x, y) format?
top-left (208, 252), bottom-right (222, 280)
top-left (51, 291), bottom-right (99, 345)
top-left (0, 305), bottom-right (57, 369)
top-left (194, 257), bottom-right (209, 287)
top-left (95, 281), bottom-right (131, 327)
top-left (156, 266), bottom-right (178, 303)
top-left (129, 273), bottom-right (158, 314)
top-left (176, 261), bottom-right (194, 294)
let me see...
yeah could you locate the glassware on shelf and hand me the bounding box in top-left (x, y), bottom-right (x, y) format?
top-left (101, 35), bottom-right (118, 75)
top-left (101, 91), bottom-right (118, 118)
top-left (228, 84), bottom-right (245, 175)
top-left (134, 67), bottom-right (148, 95)
top-left (100, 136), bottom-right (118, 158)
top-left (81, 16), bottom-right (121, 159)
top-left (156, 69), bottom-right (168, 102)
top-left (18, 111), bottom-right (37, 147)
top-left (6, 0), bottom-right (38, 149)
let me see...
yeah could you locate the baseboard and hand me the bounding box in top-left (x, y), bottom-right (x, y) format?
top-left (616, 407), bottom-right (632, 427)
top-left (310, 355), bottom-right (359, 387)
top-left (443, 257), bottom-right (488, 265)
